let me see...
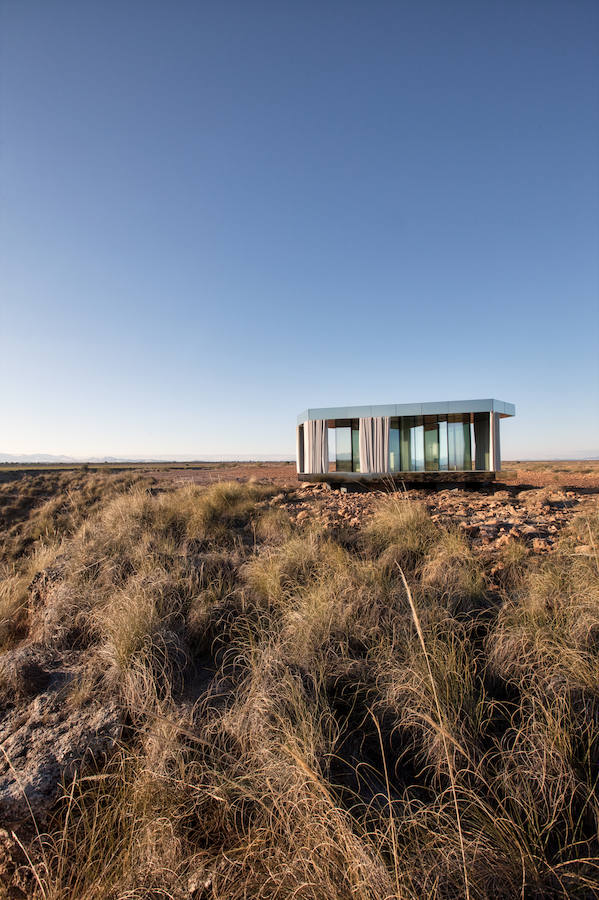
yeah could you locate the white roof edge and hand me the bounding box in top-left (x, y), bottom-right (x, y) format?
top-left (297, 399), bottom-right (516, 425)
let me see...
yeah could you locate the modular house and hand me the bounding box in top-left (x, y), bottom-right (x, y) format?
top-left (296, 399), bottom-right (515, 483)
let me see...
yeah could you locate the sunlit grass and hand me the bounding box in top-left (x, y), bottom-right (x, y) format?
top-left (0, 473), bottom-right (598, 898)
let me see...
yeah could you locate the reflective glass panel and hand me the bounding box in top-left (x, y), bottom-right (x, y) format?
top-left (400, 417), bottom-right (411, 470)
top-left (410, 418), bottom-right (424, 471)
top-left (352, 424), bottom-right (360, 472)
top-left (464, 421), bottom-right (472, 470)
top-left (336, 427), bottom-right (352, 472)
top-left (438, 417), bottom-right (448, 470)
top-left (389, 417), bottom-right (400, 472)
top-left (328, 428), bottom-right (336, 472)
top-left (448, 414), bottom-right (472, 469)
top-left (424, 417), bottom-right (440, 471)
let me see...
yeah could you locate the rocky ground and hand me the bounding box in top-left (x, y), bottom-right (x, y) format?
top-left (274, 481), bottom-right (596, 556)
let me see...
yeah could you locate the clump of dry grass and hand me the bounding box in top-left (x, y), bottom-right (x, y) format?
top-left (1, 475), bottom-right (599, 899)
top-left (364, 498), bottom-right (439, 571)
top-left (493, 537), bottom-right (530, 589)
top-left (488, 508), bottom-right (599, 698)
top-left (253, 505), bottom-right (293, 543)
top-left (421, 528), bottom-right (486, 614)
top-left (0, 572), bottom-right (30, 650)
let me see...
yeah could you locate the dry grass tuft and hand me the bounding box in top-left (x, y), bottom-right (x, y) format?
top-left (364, 498), bottom-right (439, 571)
top-left (1, 474), bottom-right (598, 899)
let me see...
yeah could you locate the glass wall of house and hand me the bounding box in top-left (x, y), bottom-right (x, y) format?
top-left (447, 414), bottom-right (472, 470)
top-left (335, 423), bottom-right (352, 472)
top-left (389, 418), bottom-right (400, 471)
top-left (439, 418), bottom-right (449, 469)
top-left (395, 414), bottom-right (471, 472)
top-left (424, 416), bottom-right (439, 470)
top-left (323, 412), bottom-right (477, 474)
top-left (326, 420), bottom-right (361, 472)
top-left (351, 420), bottom-right (360, 472)
top-left (327, 427), bottom-right (335, 472)
top-left (400, 418), bottom-right (411, 470)
top-left (473, 413), bottom-right (490, 471)
top-left (409, 417), bottom-right (425, 471)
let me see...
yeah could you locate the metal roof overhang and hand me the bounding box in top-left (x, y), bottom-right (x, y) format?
top-left (297, 399), bottom-right (516, 425)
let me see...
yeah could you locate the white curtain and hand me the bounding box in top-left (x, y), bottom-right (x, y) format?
top-left (359, 417), bottom-right (390, 473)
top-left (303, 419), bottom-right (329, 474)
top-left (296, 426), bottom-right (303, 473)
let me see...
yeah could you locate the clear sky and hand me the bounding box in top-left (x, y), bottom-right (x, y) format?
top-left (1, 1), bottom-right (598, 460)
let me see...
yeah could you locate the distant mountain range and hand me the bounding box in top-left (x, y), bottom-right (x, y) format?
top-left (0, 454), bottom-right (126, 463)
top-left (0, 453), bottom-right (293, 464)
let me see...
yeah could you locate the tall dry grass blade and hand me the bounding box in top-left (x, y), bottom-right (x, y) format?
top-left (396, 563), bottom-right (471, 900)
top-left (586, 518), bottom-right (599, 575)
top-left (368, 708), bottom-right (401, 898)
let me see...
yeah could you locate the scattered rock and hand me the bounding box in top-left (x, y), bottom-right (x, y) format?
top-left (0, 647), bottom-right (53, 702)
top-left (0, 691), bottom-right (122, 828)
top-left (276, 483), bottom-right (588, 554)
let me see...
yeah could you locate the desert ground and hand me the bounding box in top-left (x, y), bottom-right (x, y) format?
top-left (0, 461), bottom-right (598, 898)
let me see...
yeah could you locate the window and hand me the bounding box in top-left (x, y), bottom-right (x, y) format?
top-left (409, 417), bottom-right (425, 471)
top-left (473, 413), bottom-right (490, 471)
top-left (335, 425), bottom-right (352, 472)
top-left (400, 418), bottom-right (411, 470)
top-left (389, 417), bottom-right (400, 471)
top-left (448, 414), bottom-right (472, 470)
top-left (351, 420), bottom-right (360, 472)
top-left (438, 417), bottom-right (448, 470)
top-left (424, 416), bottom-right (440, 471)
top-left (328, 427), bottom-right (336, 472)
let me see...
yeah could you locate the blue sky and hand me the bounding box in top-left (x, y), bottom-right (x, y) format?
top-left (1, 1), bottom-right (598, 459)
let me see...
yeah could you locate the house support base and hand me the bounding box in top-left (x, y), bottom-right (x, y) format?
top-left (299, 470), bottom-right (496, 487)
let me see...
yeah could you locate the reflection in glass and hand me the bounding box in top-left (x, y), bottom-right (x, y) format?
top-left (424, 417), bottom-right (440, 471)
top-left (438, 417), bottom-right (448, 470)
top-left (336, 427), bottom-right (352, 472)
top-left (464, 416), bottom-right (474, 469)
top-left (400, 418), bottom-right (411, 470)
top-left (448, 414), bottom-right (472, 470)
top-left (389, 417), bottom-right (400, 471)
top-left (326, 414), bottom-right (475, 474)
top-left (352, 423), bottom-right (360, 472)
top-left (410, 418), bottom-right (424, 471)
top-left (328, 428), bottom-right (336, 472)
